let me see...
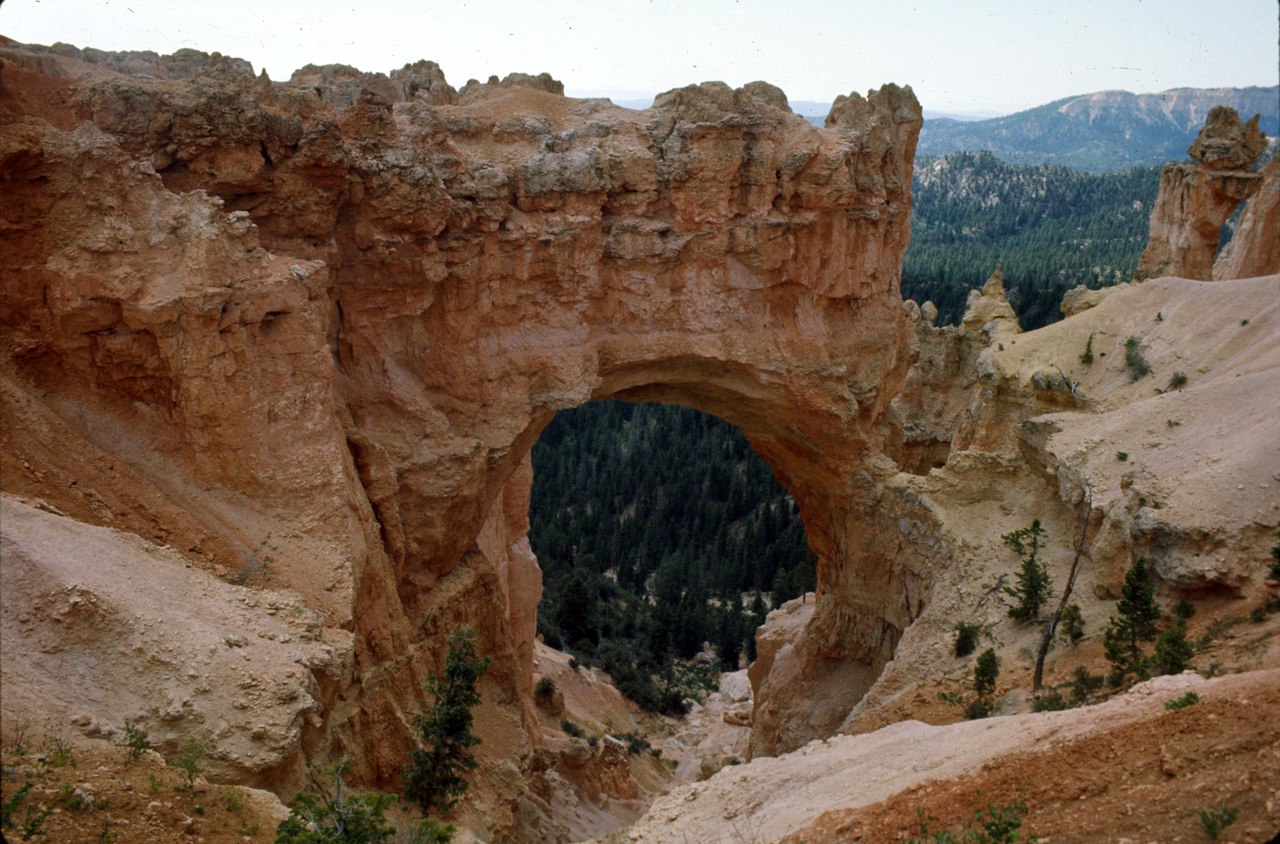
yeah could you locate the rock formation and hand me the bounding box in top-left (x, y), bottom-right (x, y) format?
top-left (1214, 154), bottom-right (1280, 279)
top-left (0, 44), bottom-right (925, 835)
top-left (1133, 106), bottom-right (1267, 282)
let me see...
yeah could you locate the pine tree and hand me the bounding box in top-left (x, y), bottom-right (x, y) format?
top-left (1152, 618), bottom-right (1195, 675)
top-left (403, 626), bottom-right (492, 816)
top-left (1003, 520), bottom-right (1052, 623)
top-left (1103, 557), bottom-right (1161, 683)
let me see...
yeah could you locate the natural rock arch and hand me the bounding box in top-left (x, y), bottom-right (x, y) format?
top-left (0, 57), bottom-right (938, 822)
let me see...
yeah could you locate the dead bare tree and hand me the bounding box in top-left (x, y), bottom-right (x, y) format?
top-left (1033, 485), bottom-right (1093, 692)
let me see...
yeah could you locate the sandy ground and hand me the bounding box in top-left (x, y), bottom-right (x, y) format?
top-left (615, 669), bottom-right (1280, 844)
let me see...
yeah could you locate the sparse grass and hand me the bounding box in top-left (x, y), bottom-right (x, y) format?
top-left (1197, 805), bottom-right (1239, 839)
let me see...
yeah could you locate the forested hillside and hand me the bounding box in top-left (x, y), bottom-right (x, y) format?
top-left (902, 152), bottom-right (1161, 328)
top-left (916, 86), bottom-right (1279, 172)
top-left (528, 400), bottom-right (813, 710)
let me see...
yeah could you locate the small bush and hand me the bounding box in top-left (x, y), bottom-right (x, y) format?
top-left (1249, 607), bottom-right (1267, 623)
top-left (587, 735), bottom-right (599, 748)
top-left (1269, 529), bottom-right (1280, 580)
top-left (1124, 336), bottom-right (1151, 381)
top-left (1080, 333), bottom-right (1095, 365)
top-left (1116, 451), bottom-right (1129, 461)
top-left (619, 731), bottom-right (651, 756)
top-left (1175, 599), bottom-right (1196, 620)
top-left (1197, 805), bottom-right (1239, 839)
top-left (534, 677), bottom-right (557, 701)
top-left (567, 657), bottom-right (580, 671)
top-left (41, 721), bottom-right (74, 767)
top-left (1059, 603), bottom-right (1085, 644)
top-left (906, 791), bottom-right (1036, 843)
top-left (1069, 667), bottom-right (1104, 704)
top-left (171, 738), bottom-right (205, 789)
top-left (1032, 689), bottom-right (1071, 712)
top-left (117, 720), bottom-right (150, 765)
top-left (1167, 371), bottom-right (1188, 390)
top-left (955, 622), bottom-right (981, 658)
top-left (965, 699), bottom-right (992, 720)
top-left (560, 719), bottom-right (584, 739)
top-left (1163, 691), bottom-right (1200, 711)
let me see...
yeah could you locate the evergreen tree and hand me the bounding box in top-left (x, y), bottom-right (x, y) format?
top-left (969, 648), bottom-right (1000, 719)
top-left (557, 570), bottom-right (598, 648)
top-left (1103, 557), bottom-right (1161, 683)
top-left (1153, 618), bottom-right (1195, 675)
top-left (1002, 520), bottom-right (1052, 623)
top-left (403, 626), bottom-right (491, 816)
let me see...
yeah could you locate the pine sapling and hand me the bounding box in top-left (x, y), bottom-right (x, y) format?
top-left (1003, 520), bottom-right (1052, 623)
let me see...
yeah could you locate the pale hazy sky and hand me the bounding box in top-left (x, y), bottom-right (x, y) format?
top-left (2, 0), bottom-right (1277, 114)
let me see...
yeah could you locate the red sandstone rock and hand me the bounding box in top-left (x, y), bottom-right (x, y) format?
top-left (0, 47), bottom-right (924, 835)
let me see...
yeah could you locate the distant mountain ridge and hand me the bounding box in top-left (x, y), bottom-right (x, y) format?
top-left (917, 86), bottom-right (1280, 173)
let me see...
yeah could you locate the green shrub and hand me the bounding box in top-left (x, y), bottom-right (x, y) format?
top-left (560, 719), bottom-right (584, 739)
top-left (278, 758), bottom-right (454, 844)
top-left (906, 790), bottom-right (1037, 843)
top-left (1269, 529), bottom-right (1280, 580)
top-left (1032, 689), bottom-right (1071, 712)
top-left (1163, 691), bottom-right (1200, 711)
top-left (117, 720), bottom-right (150, 765)
top-left (1058, 603), bottom-right (1084, 644)
top-left (955, 622), bottom-right (981, 658)
top-left (534, 677), bottom-right (557, 702)
top-left (1197, 805), bottom-right (1239, 840)
top-left (1167, 371), bottom-right (1188, 390)
top-left (171, 738), bottom-right (205, 790)
top-left (1124, 336), bottom-right (1150, 381)
top-left (1175, 599), bottom-right (1196, 620)
top-left (619, 731), bottom-right (651, 755)
top-left (1069, 667), bottom-right (1104, 704)
top-left (1116, 451), bottom-right (1129, 461)
top-left (403, 626), bottom-right (490, 816)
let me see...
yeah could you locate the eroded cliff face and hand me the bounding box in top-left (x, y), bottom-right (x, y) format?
top-left (0, 45), bottom-right (926, 833)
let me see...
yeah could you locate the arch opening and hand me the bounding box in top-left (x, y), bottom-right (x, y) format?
top-left (528, 398), bottom-right (816, 713)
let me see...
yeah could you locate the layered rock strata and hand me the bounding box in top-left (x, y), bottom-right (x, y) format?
top-left (1133, 106), bottom-right (1267, 282)
top-left (1, 45), bottom-right (925, 832)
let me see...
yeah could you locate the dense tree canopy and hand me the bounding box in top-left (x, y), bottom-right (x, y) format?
top-left (529, 401), bottom-right (813, 709)
top-left (902, 153), bottom-right (1161, 329)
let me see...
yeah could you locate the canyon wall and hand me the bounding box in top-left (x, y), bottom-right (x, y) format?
top-left (0, 45), bottom-right (927, 832)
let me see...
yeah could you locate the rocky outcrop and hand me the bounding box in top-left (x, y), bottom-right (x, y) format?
top-left (0, 46), bottom-right (925, 834)
top-left (459, 72), bottom-right (564, 103)
top-left (1133, 106), bottom-right (1267, 282)
top-left (287, 60), bottom-right (459, 108)
top-left (1214, 155), bottom-right (1280, 279)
